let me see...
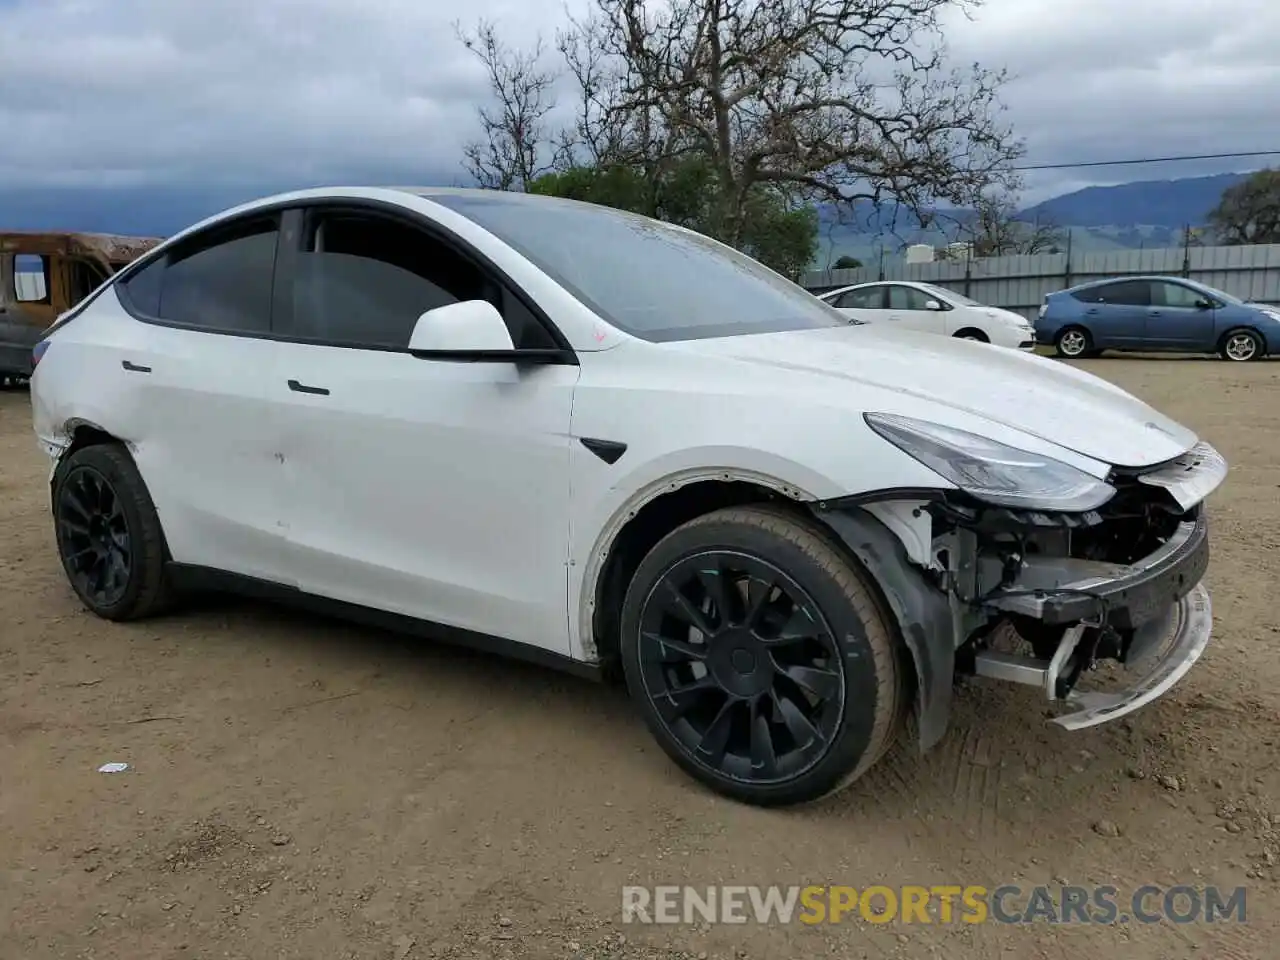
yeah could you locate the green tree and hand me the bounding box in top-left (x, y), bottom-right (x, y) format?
top-left (528, 159), bottom-right (817, 279)
top-left (1208, 169), bottom-right (1280, 245)
top-left (832, 255), bottom-right (863, 270)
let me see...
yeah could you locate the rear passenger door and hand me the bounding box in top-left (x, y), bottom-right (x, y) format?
top-left (1075, 280), bottom-right (1151, 347)
top-left (830, 285), bottom-right (885, 323)
top-left (113, 214), bottom-right (293, 584)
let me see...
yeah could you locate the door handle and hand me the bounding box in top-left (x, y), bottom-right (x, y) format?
top-left (288, 379), bottom-right (330, 396)
top-left (121, 360), bottom-right (151, 373)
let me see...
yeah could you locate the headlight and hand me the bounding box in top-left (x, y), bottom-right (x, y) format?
top-left (864, 412), bottom-right (1115, 511)
top-left (1260, 309), bottom-right (1280, 323)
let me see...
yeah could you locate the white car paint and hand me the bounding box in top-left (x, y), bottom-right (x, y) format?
top-left (30, 186), bottom-right (1210, 670)
top-left (819, 280), bottom-right (1036, 349)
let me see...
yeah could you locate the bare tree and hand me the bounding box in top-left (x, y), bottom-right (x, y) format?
top-left (456, 20), bottom-right (558, 190)
top-left (578, 0), bottom-right (1023, 244)
top-left (1208, 169), bottom-right (1280, 245)
top-left (958, 191), bottom-right (1063, 257)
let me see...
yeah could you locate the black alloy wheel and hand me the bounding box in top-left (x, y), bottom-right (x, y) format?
top-left (620, 506), bottom-right (904, 806)
top-left (52, 443), bottom-right (174, 620)
top-left (636, 551), bottom-right (845, 785)
top-left (57, 464), bottom-right (133, 608)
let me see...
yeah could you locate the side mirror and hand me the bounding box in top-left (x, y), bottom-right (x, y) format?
top-left (1195, 298), bottom-right (1214, 310)
top-left (408, 300), bottom-right (514, 353)
top-left (924, 299), bottom-right (942, 311)
top-left (407, 299), bottom-right (571, 365)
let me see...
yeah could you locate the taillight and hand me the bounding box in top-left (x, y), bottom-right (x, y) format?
top-left (31, 340), bottom-right (50, 370)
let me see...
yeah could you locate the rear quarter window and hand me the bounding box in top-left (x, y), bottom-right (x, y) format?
top-left (120, 257), bottom-right (164, 315)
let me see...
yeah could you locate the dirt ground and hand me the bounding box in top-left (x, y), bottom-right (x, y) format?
top-left (2, 358), bottom-right (1278, 960)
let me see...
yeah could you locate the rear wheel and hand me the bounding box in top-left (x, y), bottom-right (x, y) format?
top-left (1055, 326), bottom-right (1092, 358)
top-left (1220, 328), bottom-right (1262, 362)
top-left (620, 506), bottom-right (904, 807)
top-left (52, 444), bottom-right (174, 620)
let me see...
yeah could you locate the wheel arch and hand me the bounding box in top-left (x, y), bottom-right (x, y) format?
top-left (49, 419), bottom-right (130, 504)
top-left (578, 468), bottom-right (819, 671)
top-left (952, 327), bottom-right (989, 342)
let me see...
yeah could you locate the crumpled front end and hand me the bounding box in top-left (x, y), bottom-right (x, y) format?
top-left (816, 440), bottom-right (1227, 747)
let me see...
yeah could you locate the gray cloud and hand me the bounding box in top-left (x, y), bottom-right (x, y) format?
top-left (1, 0), bottom-right (1278, 202)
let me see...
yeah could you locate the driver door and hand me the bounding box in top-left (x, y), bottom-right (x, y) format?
top-left (271, 205), bottom-right (580, 656)
top-left (1146, 280), bottom-right (1216, 350)
top-left (886, 284), bottom-right (944, 334)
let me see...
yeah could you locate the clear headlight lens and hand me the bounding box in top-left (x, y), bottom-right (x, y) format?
top-left (864, 412), bottom-right (1116, 511)
top-left (1260, 309), bottom-right (1280, 323)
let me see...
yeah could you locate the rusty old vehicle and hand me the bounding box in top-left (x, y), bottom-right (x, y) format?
top-left (1, 232), bottom-right (161, 384)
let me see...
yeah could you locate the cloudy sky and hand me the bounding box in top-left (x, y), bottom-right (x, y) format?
top-left (1, 0), bottom-right (1278, 204)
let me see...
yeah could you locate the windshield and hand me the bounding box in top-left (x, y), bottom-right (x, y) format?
top-left (427, 192), bottom-right (849, 342)
top-left (921, 283), bottom-right (982, 307)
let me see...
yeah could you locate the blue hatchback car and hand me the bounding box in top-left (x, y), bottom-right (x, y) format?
top-left (1035, 275), bottom-right (1280, 361)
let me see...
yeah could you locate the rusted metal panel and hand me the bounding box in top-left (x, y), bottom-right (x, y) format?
top-left (0, 231), bottom-right (162, 267)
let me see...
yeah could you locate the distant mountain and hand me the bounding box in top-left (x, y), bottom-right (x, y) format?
top-left (812, 171), bottom-right (1260, 267)
top-left (1019, 172), bottom-right (1248, 228)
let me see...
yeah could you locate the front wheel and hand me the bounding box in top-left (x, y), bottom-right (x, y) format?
top-left (619, 506), bottom-right (904, 807)
top-left (1220, 328), bottom-right (1263, 362)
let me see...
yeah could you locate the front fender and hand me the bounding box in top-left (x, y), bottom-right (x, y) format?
top-left (812, 505), bottom-right (955, 752)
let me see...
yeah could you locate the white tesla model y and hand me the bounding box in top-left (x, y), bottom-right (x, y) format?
top-left (30, 187), bottom-right (1225, 806)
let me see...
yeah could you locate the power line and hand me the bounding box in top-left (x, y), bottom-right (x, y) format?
top-left (1013, 150), bottom-right (1280, 172)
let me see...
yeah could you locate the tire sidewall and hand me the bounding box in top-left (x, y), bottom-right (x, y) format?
top-left (52, 446), bottom-right (152, 617)
top-left (1056, 327), bottom-right (1089, 357)
top-left (1221, 329), bottom-right (1261, 362)
top-left (619, 514), bottom-right (893, 806)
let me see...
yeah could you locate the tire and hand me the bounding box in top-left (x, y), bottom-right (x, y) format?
top-left (953, 328), bottom-right (989, 342)
top-left (52, 443), bottom-right (174, 621)
top-left (619, 505), bottom-right (904, 807)
top-left (1054, 326), bottom-right (1092, 358)
top-left (1219, 328), bottom-right (1263, 362)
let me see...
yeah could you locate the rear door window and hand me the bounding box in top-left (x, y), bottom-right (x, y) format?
top-left (120, 216), bottom-right (280, 335)
top-left (835, 287), bottom-right (884, 309)
top-left (1087, 281), bottom-right (1151, 306)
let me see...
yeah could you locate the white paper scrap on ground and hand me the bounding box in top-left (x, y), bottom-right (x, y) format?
top-left (97, 762), bottom-right (129, 773)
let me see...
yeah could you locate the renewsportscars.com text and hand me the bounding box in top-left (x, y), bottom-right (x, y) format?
top-left (621, 884), bottom-right (1248, 925)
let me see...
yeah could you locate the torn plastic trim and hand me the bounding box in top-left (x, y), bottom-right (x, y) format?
top-left (811, 503), bottom-right (955, 752)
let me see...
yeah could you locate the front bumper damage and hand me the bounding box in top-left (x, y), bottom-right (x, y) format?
top-left (814, 440), bottom-right (1227, 749)
top-left (976, 512), bottom-right (1212, 730)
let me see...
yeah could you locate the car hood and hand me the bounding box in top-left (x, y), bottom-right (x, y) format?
top-left (673, 324), bottom-right (1198, 469)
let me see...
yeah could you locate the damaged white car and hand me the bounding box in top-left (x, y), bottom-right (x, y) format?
top-left (29, 187), bottom-right (1226, 807)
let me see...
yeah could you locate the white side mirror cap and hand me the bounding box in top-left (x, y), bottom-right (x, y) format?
top-left (407, 300), bottom-right (514, 353)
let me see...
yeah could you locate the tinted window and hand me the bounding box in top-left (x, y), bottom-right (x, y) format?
top-left (151, 218), bottom-right (279, 332)
top-left (121, 256), bottom-right (163, 316)
top-left (426, 192), bottom-right (847, 342)
top-left (1152, 281), bottom-right (1205, 308)
top-left (290, 210), bottom-right (555, 350)
top-left (888, 285), bottom-right (934, 310)
top-left (836, 287), bottom-right (883, 309)
top-left (1088, 281), bottom-right (1150, 306)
